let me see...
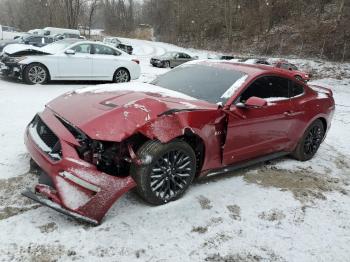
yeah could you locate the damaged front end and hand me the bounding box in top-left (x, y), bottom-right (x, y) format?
top-left (23, 112), bottom-right (141, 225)
top-left (0, 49), bottom-right (49, 79)
top-left (0, 54), bottom-right (25, 78)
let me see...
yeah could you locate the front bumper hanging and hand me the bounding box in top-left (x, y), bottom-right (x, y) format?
top-left (22, 188), bottom-right (100, 226)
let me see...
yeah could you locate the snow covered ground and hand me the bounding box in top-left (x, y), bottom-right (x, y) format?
top-left (0, 38), bottom-right (349, 262)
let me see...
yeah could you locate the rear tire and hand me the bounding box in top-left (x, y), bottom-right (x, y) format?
top-left (292, 119), bottom-right (325, 161)
top-left (113, 68), bottom-right (130, 83)
top-left (131, 140), bottom-right (196, 205)
top-left (23, 63), bottom-right (49, 85)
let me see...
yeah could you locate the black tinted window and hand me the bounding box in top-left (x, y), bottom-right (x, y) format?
top-left (181, 53), bottom-right (190, 59)
top-left (151, 64), bottom-right (247, 104)
top-left (93, 44), bottom-right (118, 55)
top-left (45, 38), bottom-right (54, 43)
top-left (291, 82), bottom-right (304, 97)
top-left (280, 63), bottom-right (290, 70)
top-left (239, 76), bottom-right (289, 103)
top-left (72, 44), bottom-right (91, 54)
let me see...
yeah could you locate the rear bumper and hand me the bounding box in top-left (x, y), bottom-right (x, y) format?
top-left (24, 111), bottom-right (136, 224)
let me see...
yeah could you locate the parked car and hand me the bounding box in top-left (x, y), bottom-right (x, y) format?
top-left (22, 61), bottom-right (334, 225)
top-left (0, 25), bottom-right (25, 40)
top-left (243, 58), bottom-right (271, 65)
top-left (0, 39), bottom-right (141, 84)
top-left (43, 27), bottom-right (81, 37)
top-left (52, 33), bottom-right (84, 41)
top-left (272, 60), bottom-right (311, 81)
top-left (150, 51), bottom-right (198, 68)
top-left (208, 54), bottom-right (235, 60)
top-left (103, 37), bottom-right (133, 55)
top-left (0, 34), bottom-right (54, 52)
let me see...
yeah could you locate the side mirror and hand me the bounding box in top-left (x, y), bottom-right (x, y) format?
top-left (245, 96), bottom-right (267, 108)
top-left (65, 49), bottom-right (76, 55)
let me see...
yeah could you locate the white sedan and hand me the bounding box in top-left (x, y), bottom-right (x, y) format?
top-left (0, 39), bottom-right (141, 84)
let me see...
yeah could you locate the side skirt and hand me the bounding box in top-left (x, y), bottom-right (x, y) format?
top-left (204, 152), bottom-right (289, 177)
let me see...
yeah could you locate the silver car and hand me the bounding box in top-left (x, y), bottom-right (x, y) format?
top-left (150, 51), bottom-right (197, 68)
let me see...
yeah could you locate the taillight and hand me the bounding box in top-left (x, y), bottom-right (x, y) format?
top-left (132, 59), bottom-right (140, 64)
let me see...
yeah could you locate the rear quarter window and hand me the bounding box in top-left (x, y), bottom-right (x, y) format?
top-left (291, 82), bottom-right (304, 97)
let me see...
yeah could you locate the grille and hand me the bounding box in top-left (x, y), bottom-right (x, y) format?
top-left (31, 115), bottom-right (61, 160)
top-left (35, 117), bottom-right (58, 149)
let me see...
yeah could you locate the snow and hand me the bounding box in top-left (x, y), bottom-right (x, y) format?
top-left (0, 37), bottom-right (350, 261)
top-left (75, 82), bottom-right (198, 101)
top-left (221, 75), bottom-right (248, 99)
top-left (56, 175), bottom-right (91, 210)
top-left (2, 43), bottom-right (43, 55)
top-left (265, 97), bottom-right (289, 102)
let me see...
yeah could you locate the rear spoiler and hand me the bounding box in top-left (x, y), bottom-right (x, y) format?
top-left (309, 84), bottom-right (333, 97)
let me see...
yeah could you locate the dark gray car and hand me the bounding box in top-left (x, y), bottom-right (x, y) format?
top-left (0, 35), bottom-right (54, 52)
top-left (150, 52), bottom-right (197, 68)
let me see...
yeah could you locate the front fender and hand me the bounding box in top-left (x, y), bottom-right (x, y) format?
top-left (138, 110), bottom-right (226, 171)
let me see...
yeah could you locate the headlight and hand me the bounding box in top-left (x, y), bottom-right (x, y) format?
top-left (14, 56), bottom-right (28, 63)
top-left (8, 56), bottom-right (27, 63)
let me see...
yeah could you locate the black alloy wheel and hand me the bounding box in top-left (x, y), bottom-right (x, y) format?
top-left (131, 140), bottom-right (196, 205)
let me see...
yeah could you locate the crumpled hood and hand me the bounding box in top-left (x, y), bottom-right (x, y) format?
top-left (47, 82), bottom-right (216, 141)
top-left (3, 44), bottom-right (50, 55)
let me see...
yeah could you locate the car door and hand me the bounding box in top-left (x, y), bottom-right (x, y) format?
top-left (223, 76), bottom-right (296, 165)
top-left (91, 44), bottom-right (121, 80)
top-left (57, 43), bottom-right (93, 79)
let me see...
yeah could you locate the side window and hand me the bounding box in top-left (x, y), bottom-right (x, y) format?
top-left (93, 44), bottom-right (119, 55)
top-left (72, 44), bottom-right (91, 54)
top-left (239, 76), bottom-right (290, 103)
top-left (31, 37), bottom-right (42, 44)
top-left (45, 38), bottom-right (53, 44)
top-left (178, 53), bottom-right (190, 59)
top-left (291, 82), bottom-right (304, 98)
top-left (280, 63), bottom-right (290, 70)
top-left (290, 64), bottom-right (298, 70)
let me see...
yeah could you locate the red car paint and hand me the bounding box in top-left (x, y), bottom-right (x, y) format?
top-left (24, 62), bottom-right (334, 224)
top-left (272, 60), bottom-right (311, 81)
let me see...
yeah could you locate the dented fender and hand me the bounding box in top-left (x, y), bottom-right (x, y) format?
top-left (138, 109), bottom-right (227, 171)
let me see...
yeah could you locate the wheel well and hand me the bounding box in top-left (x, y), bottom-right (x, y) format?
top-left (24, 62), bottom-right (51, 80)
top-left (317, 117), bottom-right (327, 131)
top-left (114, 67), bottom-right (130, 78)
top-left (179, 129), bottom-right (205, 176)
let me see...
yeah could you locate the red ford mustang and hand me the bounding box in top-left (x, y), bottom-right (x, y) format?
top-left (23, 61), bottom-right (335, 225)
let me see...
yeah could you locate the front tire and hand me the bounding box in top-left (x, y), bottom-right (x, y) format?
top-left (23, 63), bottom-right (49, 85)
top-left (163, 61), bottom-right (170, 68)
top-left (113, 68), bottom-right (130, 83)
top-left (131, 140), bottom-right (196, 205)
top-left (292, 119), bottom-right (325, 161)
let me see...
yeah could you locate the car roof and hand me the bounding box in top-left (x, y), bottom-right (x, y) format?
top-left (191, 60), bottom-right (287, 78)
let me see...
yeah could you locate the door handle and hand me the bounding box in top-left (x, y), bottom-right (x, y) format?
top-left (284, 110), bottom-right (294, 116)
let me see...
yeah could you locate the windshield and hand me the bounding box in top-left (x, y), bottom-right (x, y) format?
top-left (161, 52), bottom-right (177, 58)
top-left (41, 39), bottom-right (80, 53)
top-left (151, 64), bottom-right (248, 104)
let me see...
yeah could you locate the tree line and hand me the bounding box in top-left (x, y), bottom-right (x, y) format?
top-left (0, 0), bottom-right (349, 60)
